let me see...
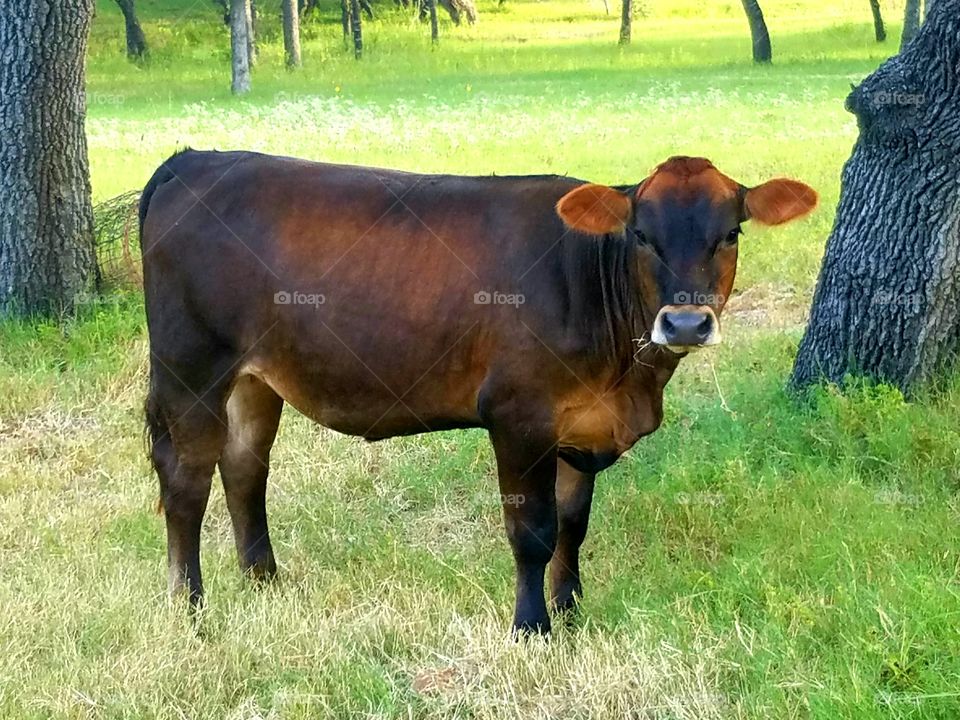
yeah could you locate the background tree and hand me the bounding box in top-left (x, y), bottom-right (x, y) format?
top-left (350, 0), bottom-right (363, 58)
top-left (282, 0), bottom-right (301, 68)
top-left (428, 0), bottom-right (439, 43)
top-left (619, 0), bottom-right (632, 44)
top-left (900, 0), bottom-right (921, 48)
top-left (0, 0), bottom-right (97, 317)
top-left (791, 0), bottom-right (960, 392)
top-left (740, 0), bottom-right (771, 63)
top-left (868, 0), bottom-right (885, 42)
top-left (115, 0), bottom-right (147, 58)
top-left (230, 0), bottom-right (252, 93)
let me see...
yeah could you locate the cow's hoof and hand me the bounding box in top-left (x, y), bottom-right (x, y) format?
top-left (512, 618), bottom-right (551, 639)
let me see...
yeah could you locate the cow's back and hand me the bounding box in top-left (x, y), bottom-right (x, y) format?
top-left (140, 150), bottom-right (585, 437)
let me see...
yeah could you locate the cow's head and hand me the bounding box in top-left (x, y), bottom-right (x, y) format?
top-left (555, 156), bottom-right (817, 353)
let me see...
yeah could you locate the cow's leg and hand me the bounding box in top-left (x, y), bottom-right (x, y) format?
top-left (149, 363), bottom-right (231, 607)
top-left (218, 375), bottom-right (284, 581)
top-left (489, 427), bottom-right (558, 636)
top-left (550, 459), bottom-right (596, 616)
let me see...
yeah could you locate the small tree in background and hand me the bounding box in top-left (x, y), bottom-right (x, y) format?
top-left (619, 0), bottom-right (632, 44)
top-left (281, 0), bottom-right (301, 68)
top-left (868, 0), bottom-right (885, 42)
top-left (230, 0), bottom-right (252, 92)
top-left (740, 0), bottom-right (771, 63)
top-left (901, 0), bottom-right (921, 48)
top-left (115, 0), bottom-right (148, 58)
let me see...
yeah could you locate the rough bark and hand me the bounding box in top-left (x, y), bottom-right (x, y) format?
top-left (901, 0), bottom-right (921, 48)
top-left (791, 0), bottom-right (960, 393)
top-left (868, 0), bottom-right (885, 42)
top-left (0, 0), bottom-right (97, 317)
top-left (740, 0), bottom-right (771, 63)
top-left (619, 0), bottom-right (632, 44)
top-left (230, 0), bottom-right (252, 93)
top-left (281, 0), bottom-right (301, 68)
top-left (115, 0), bottom-right (147, 58)
top-left (350, 0), bottom-right (362, 58)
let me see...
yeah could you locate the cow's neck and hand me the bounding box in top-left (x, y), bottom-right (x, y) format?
top-left (560, 233), bottom-right (655, 375)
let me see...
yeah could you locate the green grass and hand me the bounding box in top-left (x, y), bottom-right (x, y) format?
top-left (4, 0), bottom-right (960, 717)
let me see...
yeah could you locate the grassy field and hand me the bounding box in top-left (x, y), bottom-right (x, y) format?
top-left (4, 0), bottom-right (960, 717)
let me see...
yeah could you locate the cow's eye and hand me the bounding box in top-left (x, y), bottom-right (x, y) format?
top-left (722, 227), bottom-right (741, 246)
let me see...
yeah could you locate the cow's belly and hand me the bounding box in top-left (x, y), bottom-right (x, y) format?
top-left (238, 356), bottom-right (484, 440)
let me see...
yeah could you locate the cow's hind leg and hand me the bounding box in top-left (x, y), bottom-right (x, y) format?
top-left (218, 375), bottom-right (284, 581)
top-left (550, 460), bottom-right (596, 617)
top-left (148, 362), bottom-right (232, 607)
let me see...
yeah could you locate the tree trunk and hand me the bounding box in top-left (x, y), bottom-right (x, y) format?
top-left (350, 0), bottom-right (362, 58)
top-left (115, 0), bottom-right (147, 58)
top-left (791, 0), bottom-right (960, 393)
top-left (428, 0), bottom-right (439, 44)
top-left (740, 0), bottom-right (771, 63)
top-left (340, 0), bottom-right (350, 38)
top-left (281, 0), bottom-right (301, 68)
top-left (0, 1), bottom-right (97, 318)
top-left (245, 0), bottom-right (257, 66)
top-left (619, 0), bottom-right (632, 44)
top-left (901, 0), bottom-right (921, 48)
top-left (868, 0), bottom-right (886, 42)
top-left (230, 0), bottom-right (251, 93)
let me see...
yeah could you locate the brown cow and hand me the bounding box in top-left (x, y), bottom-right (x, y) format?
top-left (140, 150), bottom-right (816, 634)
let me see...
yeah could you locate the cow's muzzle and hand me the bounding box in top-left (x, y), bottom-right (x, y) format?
top-left (650, 304), bottom-right (721, 353)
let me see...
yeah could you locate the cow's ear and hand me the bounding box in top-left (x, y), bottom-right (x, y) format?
top-left (743, 178), bottom-right (818, 226)
top-left (556, 184), bottom-right (633, 235)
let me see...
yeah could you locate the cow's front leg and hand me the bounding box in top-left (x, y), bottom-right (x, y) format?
top-left (489, 428), bottom-right (558, 636)
top-left (550, 459), bottom-right (596, 617)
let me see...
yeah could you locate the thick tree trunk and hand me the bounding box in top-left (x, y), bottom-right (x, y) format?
top-left (230, 0), bottom-right (252, 93)
top-left (350, 0), bottom-right (362, 58)
top-left (868, 0), bottom-right (886, 42)
top-left (281, 0), bottom-right (301, 68)
top-left (901, 0), bottom-right (921, 48)
top-left (619, 0), bottom-right (632, 45)
top-left (115, 0), bottom-right (147, 58)
top-left (0, 1), bottom-right (97, 317)
top-left (428, 0), bottom-right (439, 44)
top-left (791, 0), bottom-right (960, 393)
top-left (740, 0), bottom-right (771, 63)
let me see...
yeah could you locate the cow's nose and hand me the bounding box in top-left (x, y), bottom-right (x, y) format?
top-left (651, 305), bottom-right (720, 350)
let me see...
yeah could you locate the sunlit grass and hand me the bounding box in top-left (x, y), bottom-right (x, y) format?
top-left (4, 1), bottom-right (960, 717)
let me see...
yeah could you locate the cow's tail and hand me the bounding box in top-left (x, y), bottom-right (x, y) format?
top-left (138, 148), bottom-right (192, 253)
top-left (144, 380), bottom-right (169, 515)
top-left (141, 149), bottom-right (194, 514)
